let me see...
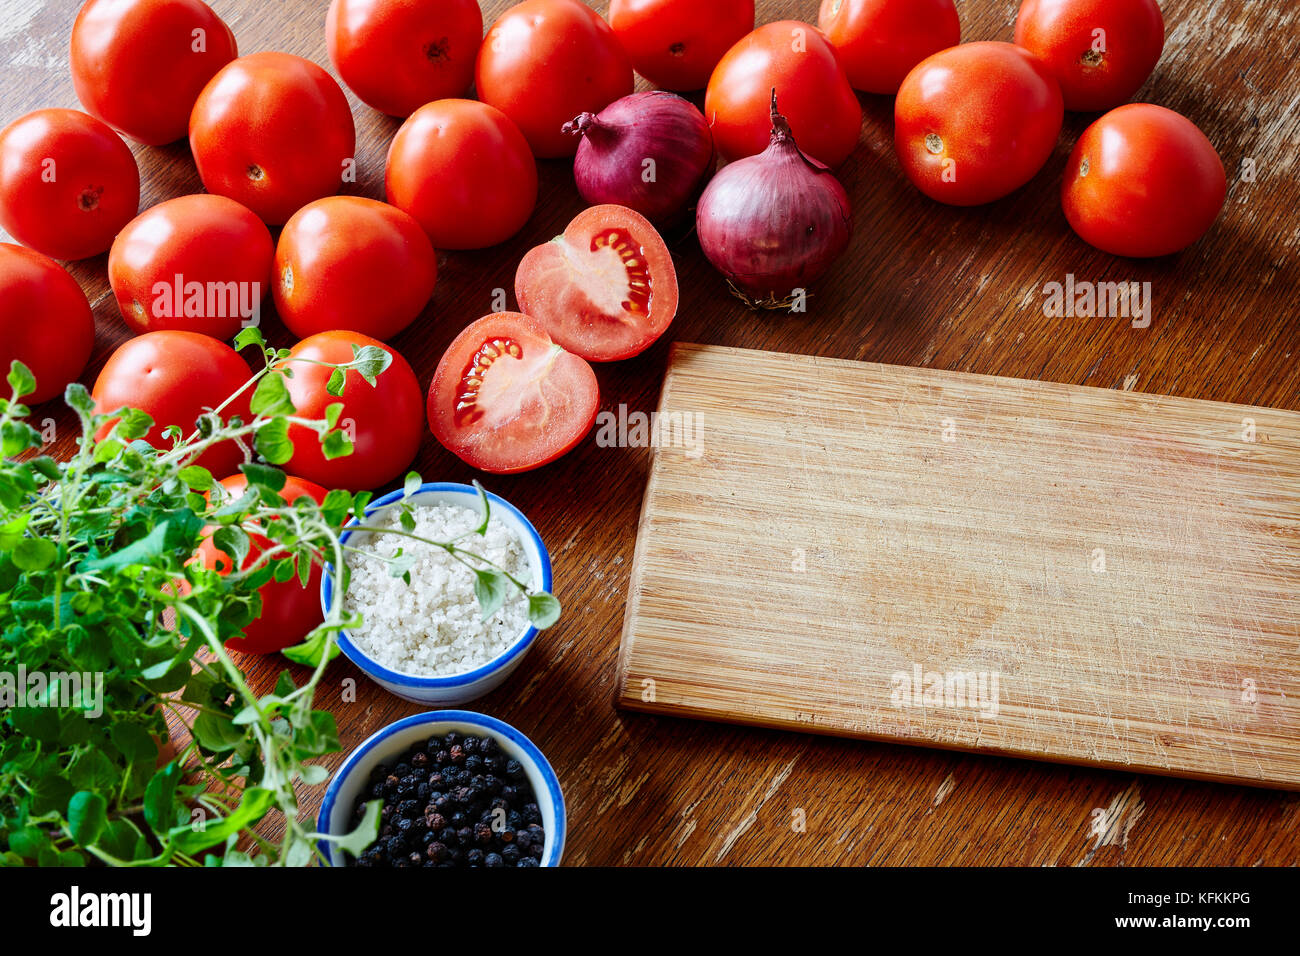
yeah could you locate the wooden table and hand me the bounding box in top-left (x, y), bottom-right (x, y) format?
top-left (6, 0), bottom-right (1298, 866)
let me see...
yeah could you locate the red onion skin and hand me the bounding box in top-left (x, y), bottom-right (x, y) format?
top-left (565, 91), bottom-right (716, 228)
top-left (696, 102), bottom-right (852, 307)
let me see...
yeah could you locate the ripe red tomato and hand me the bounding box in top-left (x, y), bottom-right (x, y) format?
top-left (1062, 103), bottom-right (1225, 258)
top-left (818, 0), bottom-right (961, 95)
top-left (70, 0), bottom-right (237, 145)
top-left (476, 0), bottom-right (633, 158)
top-left (385, 99), bottom-right (537, 250)
top-left (195, 473), bottom-right (329, 655)
top-left (516, 205), bottom-right (678, 362)
top-left (0, 244), bottom-right (94, 405)
top-left (894, 41), bottom-right (1064, 206)
top-left (1015, 0), bottom-right (1164, 112)
top-left (189, 52), bottom-right (356, 225)
top-left (0, 109), bottom-right (139, 260)
top-left (326, 0), bottom-right (482, 117)
top-left (705, 20), bottom-right (861, 167)
top-left (608, 0), bottom-right (754, 92)
top-left (279, 331), bottom-right (423, 491)
top-left (108, 194), bottom-right (272, 340)
top-left (274, 197), bottom-right (436, 341)
top-left (428, 313), bottom-right (599, 474)
top-left (92, 330), bottom-right (252, 476)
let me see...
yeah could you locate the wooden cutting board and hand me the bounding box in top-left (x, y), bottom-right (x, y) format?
top-left (616, 343), bottom-right (1300, 789)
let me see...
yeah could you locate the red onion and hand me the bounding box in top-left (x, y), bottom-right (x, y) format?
top-left (696, 91), bottom-right (853, 309)
top-left (564, 91), bottom-right (715, 228)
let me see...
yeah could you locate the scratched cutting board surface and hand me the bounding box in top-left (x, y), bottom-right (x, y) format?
top-left (616, 343), bottom-right (1300, 789)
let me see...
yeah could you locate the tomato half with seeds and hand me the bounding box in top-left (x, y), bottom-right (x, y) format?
top-left (1015, 0), bottom-right (1164, 112)
top-left (894, 41), bottom-right (1063, 206)
top-left (428, 313), bottom-right (599, 474)
top-left (279, 330), bottom-right (424, 491)
top-left (1062, 103), bottom-right (1225, 258)
top-left (515, 205), bottom-right (678, 363)
top-left (195, 474), bottom-right (329, 654)
top-left (0, 108), bottom-right (140, 260)
top-left (189, 52), bottom-right (356, 225)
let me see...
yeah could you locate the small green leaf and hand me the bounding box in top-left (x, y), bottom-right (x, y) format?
top-left (234, 327), bottom-right (266, 352)
top-left (67, 791), bottom-right (108, 847)
top-left (213, 525), bottom-right (250, 571)
top-left (144, 762), bottom-right (182, 833)
top-left (168, 787), bottom-right (275, 854)
top-left (250, 371), bottom-right (297, 417)
top-left (239, 462), bottom-right (286, 493)
top-left (325, 367), bottom-right (346, 396)
top-left (403, 471), bottom-right (421, 498)
top-left (7, 359), bottom-right (36, 399)
top-left (255, 418), bottom-right (294, 465)
top-left (527, 592), bottom-right (562, 629)
top-left (281, 630), bottom-right (341, 667)
top-left (324, 402), bottom-right (344, 429)
top-left (329, 799), bottom-right (382, 858)
top-left (64, 382), bottom-right (95, 415)
top-left (348, 345), bottom-right (392, 386)
top-left (178, 465), bottom-right (214, 491)
top-left (472, 568), bottom-right (510, 620)
top-left (321, 429), bottom-right (353, 460)
top-left (12, 537), bottom-right (56, 571)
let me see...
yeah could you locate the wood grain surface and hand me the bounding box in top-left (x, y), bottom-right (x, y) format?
top-left (3, 0), bottom-right (1298, 864)
top-left (618, 343), bottom-right (1300, 787)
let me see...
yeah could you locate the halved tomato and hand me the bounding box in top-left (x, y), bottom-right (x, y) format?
top-left (515, 205), bottom-right (678, 363)
top-left (427, 312), bottom-right (599, 474)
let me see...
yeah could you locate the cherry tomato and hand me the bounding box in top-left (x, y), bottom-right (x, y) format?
top-left (818, 0), bottom-right (961, 95)
top-left (92, 330), bottom-right (252, 476)
top-left (608, 0), bottom-right (754, 92)
top-left (0, 244), bottom-right (94, 405)
top-left (428, 313), bottom-right (599, 474)
top-left (515, 205), bottom-right (678, 362)
top-left (274, 197), bottom-right (436, 341)
top-left (1015, 0), bottom-right (1164, 112)
top-left (476, 0), bottom-right (633, 158)
top-left (0, 109), bottom-right (139, 260)
top-left (279, 331), bottom-right (423, 490)
top-left (108, 194), bottom-right (272, 340)
top-left (195, 473), bottom-right (329, 654)
top-left (385, 99), bottom-right (537, 250)
top-left (326, 0), bottom-right (482, 117)
top-left (705, 20), bottom-right (861, 167)
top-left (189, 52), bottom-right (356, 225)
top-left (70, 0), bottom-right (237, 145)
top-left (1062, 103), bottom-right (1225, 258)
top-left (894, 41), bottom-right (1063, 206)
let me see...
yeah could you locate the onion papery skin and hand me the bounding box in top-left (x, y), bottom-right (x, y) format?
top-left (565, 91), bottom-right (716, 228)
top-left (696, 99), bottom-right (852, 309)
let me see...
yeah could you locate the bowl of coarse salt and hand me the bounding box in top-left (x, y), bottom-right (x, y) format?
top-left (323, 482), bottom-right (552, 705)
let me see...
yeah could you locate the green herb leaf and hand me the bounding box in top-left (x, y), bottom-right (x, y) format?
top-left (250, 371), bottom-right (297, 417)
top-left (328, 799), bottom-right (382, 859)
top-left (471, 480), bottom-right (491, 536)
top-left (281, 630), bottom-right (341, 667)
top-left (67, 791), bottom-right (108, 847)
top-left (472, 568), bottom-right (510, 620)
top-left (527, 592), bottom-right (562, 629)
top-left (12, 537), bottom-right (56, 571)
top-left (178, 465), bottom-right (214, 491)
top-left (144, 762), bottom-right (182, 833)
top-left (326, 367), bottom-right (346, 396)
top-left (403, 471), bottom-right (421, 498)
top-left (321, 429), bottom-right (353, 460)
top-left (7, 359), bottom-right (36, 399)
top-left (255, 417), bottom-right (294, 465)
top-left (234, 327), bottom-right (266, 352)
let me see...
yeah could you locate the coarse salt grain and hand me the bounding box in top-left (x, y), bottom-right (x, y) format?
top-left (342, 501), bottom-right (531, 677)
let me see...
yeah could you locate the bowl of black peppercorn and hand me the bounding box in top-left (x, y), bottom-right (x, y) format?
top-left (318, 710), bottom-right (565, 867)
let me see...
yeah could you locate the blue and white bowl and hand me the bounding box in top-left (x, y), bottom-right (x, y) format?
top-left (318, 710), bottom-right (565, 867)
top-left (322, 482), bottom-right (551, 706)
